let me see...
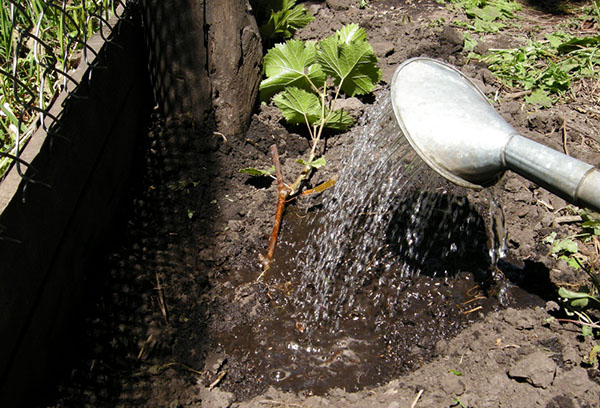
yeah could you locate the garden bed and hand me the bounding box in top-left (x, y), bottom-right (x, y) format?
top-left (43, 1), bottom-right (600, 407)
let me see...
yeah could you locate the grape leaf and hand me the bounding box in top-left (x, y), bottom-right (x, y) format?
top-left (259, 0), bottom-right (314, 40)
top-left (273, 87), bottom-right (321, 125)
top-left (285, 2), bottom-right (314, 33)
top-left (317, 29), bottom-right (381, 96)
top-left (260, 40), bottom-right (326, 100)
top-left (337, 23), bottom-right (367, 44)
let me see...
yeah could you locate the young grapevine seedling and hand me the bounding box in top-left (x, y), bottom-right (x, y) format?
top-left (241, 23), bottom-right (382, 275)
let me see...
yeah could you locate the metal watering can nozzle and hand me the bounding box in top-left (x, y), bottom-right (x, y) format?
top-left (390, 58), bottom-right (600, 212)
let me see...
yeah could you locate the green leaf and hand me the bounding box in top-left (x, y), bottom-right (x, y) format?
top-left (558, 287), bottom-right (588, 300)
top-left (582, 325), bottom-right (594, 337)
top-left (239, 166), bottom-right (275, 176)
top-left (286, 3), bottom-right (314, 32)
top-left (563, 256), bottom-right (582, 270)
top-left (317, 25), bottom-right (382, 96)
top-left (558, 287), bottom-right (600, 309)
top-left (472, 18), bottom-right (505, 33)
top-left (468, 5), bottom-right (502, 21)
top-left (260, 0), bottom-right (314, 40)
top-left (325, 108), bottom-right (354, 130)
top-left (537, 63), bottom-right (571, 93)
top-left (311, 156), bottom-right (326, 169)
top-left (336, 23), bottom-right (368, 44)
top-left (260, 40), bottom-right (326, 100)
top-left (0, 102), bottom-right (19, 128)
top-left (557, 35), bottom-right (600, 54)
top-left (448, 369), bottom-right (463, 376)
top-left (552, 238), bottom-right (578, 255)
top-left (546, 32), bottom-right (568, 49)
top-left (543, 231), bottom-right (557, 245)
top-left (572, 297), bottom-right (589, 308)
top-left (463, 32), bottom-right (477, 52)
top-left (273, 87), bottom-right (321, 125)
top-left (297, 156), bottom-right (326, 169)
top-left (525, 88), bottom-right (553, 107)
top-left (588, 345), bottom-right (600, 364)
top-left (582, 218), bottom-right (600, 236)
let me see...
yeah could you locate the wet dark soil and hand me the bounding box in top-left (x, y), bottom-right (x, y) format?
top-left (43, 0), bottom-right (600, 407)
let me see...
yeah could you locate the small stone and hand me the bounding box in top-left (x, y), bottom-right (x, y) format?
top-left (514, 189), bottom-right (532, 203)
top-left (441, 26), bottom-right (463, 46)
top-left (228, 220), bottom-right (244, 232)
top-left (331, 97), bottom-right (364, 119)
top-left (307, 3), bottom-right (323, 15)
top-left (372, 41), bottom-right (395, 57)
top-left (441, 374), bottom-right (466, 396)
top-left (198, 386), bottom-right (234, 408)
top-left (326, 0), bottom-right (349, 11)
top-left (503, 177), bottom-right (522, 193)
top-left (434, 339), bottom-right (448, 356)
top-left (503, 308), bottom-right (535, 330)
top-left (562, 346), bottom-right (580, 366)
top-left (507, 351), bottom-right (557, 388)
top-left (544, 300), bottom-right (560, 313)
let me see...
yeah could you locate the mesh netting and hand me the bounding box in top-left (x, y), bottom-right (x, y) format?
top-left (0, 0), bottom-right (131, 180)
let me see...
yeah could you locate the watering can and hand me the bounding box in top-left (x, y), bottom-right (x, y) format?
top-left (390, 57), bottom-right (600, 212)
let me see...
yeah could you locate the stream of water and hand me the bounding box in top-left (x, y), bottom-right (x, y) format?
top-left (290, 96), bottom-right (495, 332)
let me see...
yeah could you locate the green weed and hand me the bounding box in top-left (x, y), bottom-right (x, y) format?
top-left (548, 209), bottom-right (600, 342)
top-left (251, 0), bottom-right (314, 41)
top-left (443, 0), bottom-right (600, 106)
top-left (481, 32), bottom-right (600, 105)
top-left (440, 0), bottom-right (522, 33)
top-left (0, 0), bottom-right (115, 176)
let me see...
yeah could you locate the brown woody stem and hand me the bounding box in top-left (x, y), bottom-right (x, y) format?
top-left (260, 145), bottom-right (291, 274)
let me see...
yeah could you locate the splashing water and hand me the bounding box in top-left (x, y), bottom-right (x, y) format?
top-left (218, 93), bottom-right (512, 394)
top-left (289, 95), bottom-right (491, 332)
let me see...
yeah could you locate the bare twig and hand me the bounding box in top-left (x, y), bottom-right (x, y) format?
top-left (209, 370), bottom-right (227, 390)
top-left (555, 318), bottom-right (600, 329)
top-left (561, 106), bottom-right (569, 156)
top-left (410, 389), bottom-right (424, 408)
top-left (462, 306), bottom-right (483, 315)
top-left (137, 334), bottom-right (155, 360)
top-left (552, 215), bottom-right (583, 228)
top-left (505, 89), bottom-right (532, 99)
top-left (462, 295), bottom-right (486, 306)
top-left (259, 400), bottom-right (302, 407)
top-left (155, 272), bottom-right (169, 325)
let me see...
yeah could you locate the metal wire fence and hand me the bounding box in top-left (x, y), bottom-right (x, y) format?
top-left (0, 0), bottom-right (132, 181)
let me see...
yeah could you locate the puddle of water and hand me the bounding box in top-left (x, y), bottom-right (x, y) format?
top-left (220, 206), bottom-right (497, 393)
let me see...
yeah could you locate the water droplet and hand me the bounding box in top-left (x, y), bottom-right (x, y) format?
top-left (269, 369), bottom-right (290, 382)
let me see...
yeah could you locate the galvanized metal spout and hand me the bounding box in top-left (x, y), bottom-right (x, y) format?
top-left (390, 57), bottom-right (600, 212)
